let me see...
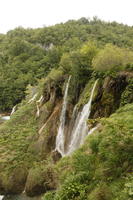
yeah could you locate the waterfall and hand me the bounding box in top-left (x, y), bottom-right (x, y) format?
top-left (55, 76), bottom-right (71, 156)
top-left (67, 80), bottom-right (98, 155)
top-left (10, 105), bottom-right (17, 115)
top-left (88, 126), bottom-right (98, 135)
top-left (36, 95), bottom-right (44, 104)
top-left (28, 93), bottom-right (38, 103)
top-left (36, 95), bottom-right (44, 117)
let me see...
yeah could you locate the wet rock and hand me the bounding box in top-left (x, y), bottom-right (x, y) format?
top-left (51, 150), bottom-right (62, 163)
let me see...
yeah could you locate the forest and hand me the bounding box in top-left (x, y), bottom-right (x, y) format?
top-left (0, 17), bottom-right (133, 112)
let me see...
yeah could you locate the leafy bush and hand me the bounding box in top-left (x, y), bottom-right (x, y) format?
top-left (42, 191), bottom-right (55, 200)
top-left (55, 175), bottom-right (88, 200)
top-left (53, 103), bottom-right (133, 200)
top-left (120, 78), bottom-right (133, 106)
top-left (92, 44), bottom-right (133, 71)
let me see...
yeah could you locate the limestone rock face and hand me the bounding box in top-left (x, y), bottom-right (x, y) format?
top-left (90, 74), bottom-right (129, 118)
top-left (0, 72), bottom-right (133, 197)
top-left (51, 150), bottom-right (62, 163)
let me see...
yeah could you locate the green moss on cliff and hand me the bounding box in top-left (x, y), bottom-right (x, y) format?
top-left (120, 78), bottom-right (133, 106)
top-left (77, 79), bottom-right (99, 109)
top-left (0, 103), bottom-right (39, 172)
top-left (48, 103), bottom-right (133, 200)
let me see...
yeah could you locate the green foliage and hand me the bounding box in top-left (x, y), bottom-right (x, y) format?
top-left (55, 175), bottom-right (88, 200)
top-left (77, 79), bottom-right (98, 108)
top-left (42, 191), bottom-right (55, 200)
top-left (120, 78), bottom-right (133, 106)
top-left (0, 103), bottom-right (39, 172)
top-left (70, 42), bottom-right (98, 85)
top-left (0, 18), bottom-right (133, 111)
top-left (88, 182), bottom-right (112, 200)
top-left (124, 175), bottom-right (133, 198)
top-left (0, 18), bottom-right (133, 197)
top-left (92, 44), bottom-right (133, 71)
top-left (53, 103), bottom-right (133, 200)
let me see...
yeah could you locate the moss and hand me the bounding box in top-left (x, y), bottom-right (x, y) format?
top-left (0, 103), bottom-right (40, 181)
top-left (43, 68), bottom-right (64, 85)
top-left (51, 103), bottom-right (133, 200)
top-left (88, 183), bottom-right (112, 200)
top-left (0, 68), bottom-right (133, 198)
top-left (120, 78), bottom-right (133, 106)
top-left (38, 101), bottom-right (55, 129)
top-left (42, 191), bottom-right (55, 200)
top-left (25, 162), bottom-right (57, 197)
top-left (77, 79), bottom-right (99, 109)
top-left (0, 167), bottom-right (28, 195)
top-left (101, 91), bottom-right (114, 115)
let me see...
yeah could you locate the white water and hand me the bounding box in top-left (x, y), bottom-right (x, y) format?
top-left (36, 95), bottom-right (44, 117)
top-left (36, 95), bottom-right (44, 104)
top-left (0, 196), bottom-right (3, 200)
top-left (67, 80), bottom-right (98, 155)
top-left (88, 126), bottom-right (98, 136)
top-left (28, 93), bottom-right (38, 103)
top-left (1, 116), bottom-right (10, 120)
top-left (55, 76), bottom-right (71, 156)
top-left (10, 105), bottom-right (17, 115)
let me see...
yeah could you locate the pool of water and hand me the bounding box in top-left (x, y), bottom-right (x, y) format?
top-left (1, 116), bottom-right (10, 120)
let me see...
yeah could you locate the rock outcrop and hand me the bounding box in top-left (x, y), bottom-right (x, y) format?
top-left (0, 71), bottom-right (133, 197)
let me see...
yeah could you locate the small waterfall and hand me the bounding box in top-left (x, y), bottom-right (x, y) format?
top-left (36, 95), bottom-right (44, 104)
top-left (36, 95), bottom-right (44, 117)
top-left (55, 76), bottom-right (71, 156)
top-left (28, 93), bottom-right (38, 104)
top-left (10, 105), bottom-right (17, 115)
top-left (67, 80), bottom-right (98, 155)
top-left (88, 126), bottom-right (98, 135)
top-left (0, 196), bottom-right (3, 200)
top-left (65, 104), bottom-right (78, 152)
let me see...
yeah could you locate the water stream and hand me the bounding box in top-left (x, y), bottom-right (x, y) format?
top-left (55, 76), bottom-right (71, 156)
top-left (66, 80), bottom-right (98, 155)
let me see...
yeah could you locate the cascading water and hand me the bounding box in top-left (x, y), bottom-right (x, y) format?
top-left (55, 76), bottom-right (71, 156)
top-left (67, 80), bottom-right (98, 155)
top-left (10, 105), bottom-right (17, 115)
top-left (28, 93), bottom-right (38, 104)
top-left (36, 95), bottom-right (44, 118)
top-left (0, 196), bottom-right (3, 200)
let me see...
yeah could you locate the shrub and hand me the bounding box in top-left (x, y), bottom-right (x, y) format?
top-left (92, 44), bottom-right (133, 71)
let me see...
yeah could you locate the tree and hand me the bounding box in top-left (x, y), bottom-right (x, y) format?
top-left (92, 44), bottom-right (133, 71)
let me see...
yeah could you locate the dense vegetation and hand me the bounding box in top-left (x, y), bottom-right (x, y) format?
top-left (0, 17), bottom-right (133, 200)
top-left (0, 17), bottom-right (133, 111)
top-left (47, 104), bottom-right (133, 200)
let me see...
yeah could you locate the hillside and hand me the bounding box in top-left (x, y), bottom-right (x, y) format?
top-left (0, 18), bottom-right (133, 200)
top-left (0, 17), bottom-right (133, 111)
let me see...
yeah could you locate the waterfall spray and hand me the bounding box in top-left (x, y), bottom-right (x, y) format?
top-left (67, 80), bottom-right (98, 155)
top-left (55, 76), bottom-right (71, 156)
top-left (10, 105), bottom-right (17, 115)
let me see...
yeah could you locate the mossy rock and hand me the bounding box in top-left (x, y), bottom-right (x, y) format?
top-left (25, 165), bottom-right (57, 197)
top-left (29, 101), bottom-right (62, 157)
top-left (88, 183), bottom-right (112, 200)
top-left (77, 79), bottom-right (99, 109)
top-left (38, 101), bottom-right (55, 129)
top-left (0, 167), bottom-right (28, 195)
